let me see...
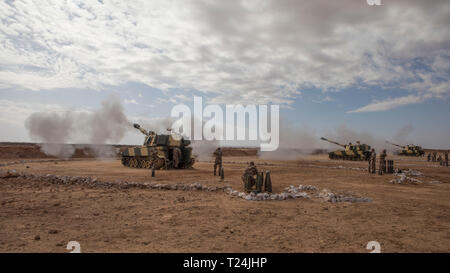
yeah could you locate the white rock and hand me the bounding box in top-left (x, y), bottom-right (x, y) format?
top-left (244, 195), bottom-right (253, 201)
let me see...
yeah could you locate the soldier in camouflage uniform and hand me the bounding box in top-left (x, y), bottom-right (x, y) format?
top-left (242, 162), bottom-right (258, 192)
top-left (427, 153), bottom-right (431, 162)
top-left (432, 152), bottom-right (437, 162)
top-left (437, 154), bottom-right (442, 165)
top-left (172, 147), bottom-right (181, 168)
top-left (445, 152), bottom-right (448, 167)
top-left (149, 149), bottom-right (156, 167)
top-left (369, 149), bottom-right (376, 174)
top-left (378, 149), bottom-right (387, 175)
top-left (213, 148), bottom-right (222, 176)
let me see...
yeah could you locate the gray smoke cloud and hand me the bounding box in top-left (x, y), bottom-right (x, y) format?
top-left (24, 95), bottom-right (131, 158)
top-left (393, 125), bottom-right (415, 144)
top-left (191, 140), bottom-right (219, 162)
top-left (190, 116), bottom-right (220, 161)
top-left (80, 97), bottom-right (131, 144)
top-left (39, 143), bottom-right (76, 158)
top-left (259, 120), bottom-right (319, 159)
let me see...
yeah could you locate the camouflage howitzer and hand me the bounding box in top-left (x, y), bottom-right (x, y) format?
top-left (121, 123), bottom-right (195, 169)
top-left (320, 137), bottom-right (372, 161)
top-left (386, 141), bottom-right (424, 157)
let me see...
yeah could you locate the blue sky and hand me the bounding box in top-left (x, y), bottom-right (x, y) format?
top-left (0, 0), bottom-right (449, 148)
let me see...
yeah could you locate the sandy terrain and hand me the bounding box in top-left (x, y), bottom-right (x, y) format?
top-left (0, 147), bottom-right (449, 253)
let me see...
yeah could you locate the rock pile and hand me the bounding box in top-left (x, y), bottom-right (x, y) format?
top-left (0, 169), bottom-right (233, 192)
top-left (0, 160), bottom-right (27, 167)
top-left (1, 169), bottom-right (372, 203)
top-left (226, 187), bottom-right (310, 201)
top-left (307, 164), bottom-right (368, 172)
top-left (399, 169), bottom-right (423, 176)
top-left (389, 173), bottom-right (423, 184)
top-left (317, 189), bottom-right (372, 203)
top-left (0, 169), bottom-right (20, 178)
top-left (389, 168), bottom-right (443, 184)
top-left (286, 184), bottom-right (318, 192)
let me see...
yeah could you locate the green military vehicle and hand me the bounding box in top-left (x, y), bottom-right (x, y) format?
top-left (386, 141), bottom-right (425, 157)
top-left (121, 123), bottom-right (195, 169)
top-left (320, 137), bottom-right (372, 161)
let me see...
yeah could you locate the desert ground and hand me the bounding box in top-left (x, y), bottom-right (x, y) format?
top-left (0, 143), bottom-right (449, 253)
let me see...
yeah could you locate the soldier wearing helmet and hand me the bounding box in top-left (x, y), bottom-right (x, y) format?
top-left (242, 162), bottom-right (258, 192)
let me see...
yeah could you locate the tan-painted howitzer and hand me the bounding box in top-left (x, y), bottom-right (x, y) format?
top-left (121, 123), bottom-right (195, 169)
top-left (320, 137), bottom-right (372, 161)
top-left (386, 141), bottom-right (424, 157)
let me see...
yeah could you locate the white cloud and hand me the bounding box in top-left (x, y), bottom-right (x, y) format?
top-left (173, 94), bottom-right (190, 102)
top-left (124, 99), bottom-right (138, 105)
top-left (0, 99), bottom-right (90, 142)
top-left (0, 99), bottom-right (82, 126)
top-left (347, 95), bottom-right (424, 113)
top-left (0, 0), bottom-right (448, 107)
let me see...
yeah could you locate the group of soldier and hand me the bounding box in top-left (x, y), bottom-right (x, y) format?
top-left (368, 149), bottom-right (388, 175)
top-left (213, 147), bottom-right (266, 192)
top-left (212, 146), bottom-right (449, 192)
top-left (427, 151), bottom-right (448, 167)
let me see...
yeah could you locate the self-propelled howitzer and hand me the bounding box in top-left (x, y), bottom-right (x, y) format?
top-left (320, 137), bottom-right (372, 161)
top-left (386, 141), bottom-right (424, 157)
top-left (121, 123), bottom-right (195, 169)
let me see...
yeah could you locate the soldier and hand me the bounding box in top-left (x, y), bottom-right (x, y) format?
top-left (213, 148), bottom-right (222, 176)
top-left (445, 152), bottom-right (448, 167)
top-left (172, 147), bottom-right (181, 168)
top-left (432, 152), bottom-right (437, 162)
top-left (369, 149), bottom-right (376, 174)
top-left (437, 154), bottom-right (442, 165)
top-left (242, 162), bottom-right (258, 192)
top-left (378, 149), bottom-right (387, 175)
top-left (150, 149), bottom-right (164, 169)
top-left (148, 149), bottom-right (156, 167)
top-left (427, 153), bottom-right (431, 162)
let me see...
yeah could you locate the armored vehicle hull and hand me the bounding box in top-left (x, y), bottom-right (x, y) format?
top-left (327, 150), bottom-right (371, 161)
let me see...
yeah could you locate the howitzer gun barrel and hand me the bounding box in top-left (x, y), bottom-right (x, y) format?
top-left (320, 137), bottom-right (346, 148)
top-left (386, 141), bottom-right (404, 148)
top-left (133, 123), bottom-right (149, 136)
